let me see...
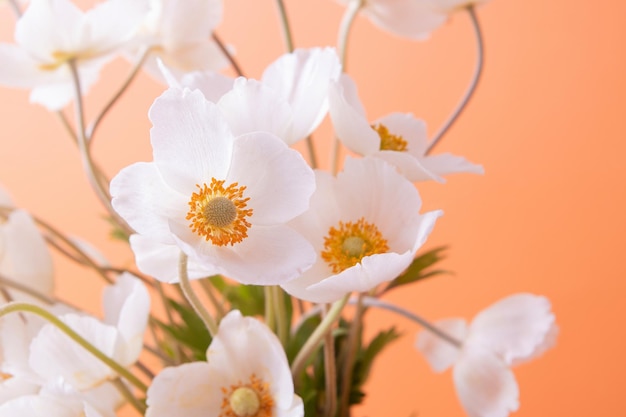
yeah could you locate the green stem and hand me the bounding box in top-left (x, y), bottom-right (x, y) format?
top-left (359, 296), bottom-right (462, 348)
top-left (426, 5), bottom-right (484, 155)
top-left (178, 252), bottom-right (218, 336)
top-left (272, 286), bottom-right (288, 346)
top-left (338, 293), bottom-right (364, 417)
top-left (323, 304), bottom-right (338, 417)
top-left (111, 378), bottom-right (146, 414)
top-left (291, 294), bottom-right (349, 378)
top-left (275, 0), bottom-right (295, 52)
top-left (66, 60), bottom-right (134, 237)
top-left (86, 46), bottom-right (152, 142)
top-left (264, 286), bottom-right (276, 332)
top-left (0, 302), bottom-right (148, 392)
top-left (200, 277), bottom-right (226, 320)
top-left (212, 32), bottom-right (244, 77)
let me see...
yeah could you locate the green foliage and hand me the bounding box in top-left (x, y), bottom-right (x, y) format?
top-left (209, 275), bottom-right (265, 316)
top-left (156, 299), bottom-right (212, 361)
top-left (383, 246), bottom-right (450, 294)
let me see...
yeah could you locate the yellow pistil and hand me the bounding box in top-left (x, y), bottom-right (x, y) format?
top-left (321, 217), bottom-right (389, 274)
top-left (220, 374), bottom-right (274, 417)
top-left (372, 123), bottom-right (408, 151)
top-left (186, 178), bottom-right (253, 246)
top-left (38, 51), bottom-right (77, 71)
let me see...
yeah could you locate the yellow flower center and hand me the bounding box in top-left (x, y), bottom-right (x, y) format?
top-left (38, 51), bottom-right (77, 71)
top-left (372, 124), bottom-right (408, 151)
top-left (186, 178), bottom-right (253, 246)
top-left (321, 217), bottom-right (389, 274)
top-left (220, 374), bottom-right (274, 417)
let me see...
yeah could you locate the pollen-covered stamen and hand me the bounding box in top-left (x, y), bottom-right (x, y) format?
top-left (321, 217), bottom-right (390, 274)
top-left (186, 178), bottom-right (253, 246)
top-left (220, 374), bottom-right (274, 417)
top-left (372, 123), bottom-right (408, 151)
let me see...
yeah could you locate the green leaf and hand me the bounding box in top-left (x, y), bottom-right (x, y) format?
top-left (209, 276), bottom-right (265, 316)
top-left (383, 246), bottom-right (450, 293)
top-left (156, 299), bottom-right (212, 361)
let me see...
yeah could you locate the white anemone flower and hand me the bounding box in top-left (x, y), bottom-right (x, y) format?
top-left (110, 87), bottom-right (316, 285)
top-left (336, 0), bottom-right (488, 40)
top-left (415, 293), bottom-right (558, 417)
top-left (134, 0), bottom-right (227, 80)
top-left (146, 310), bottom-right (303, 417)
top-left (0, 187), bottom-right (54, 302)
top-left (329, 74), bottom-right (483, 182)
top-left (281, 157), bottom-right (442, 303)
top-left (170, 47), bottom-right (342, 145)
top-left (28, 273), bottom-right (150, 391)
top-left (0, 383), bottom-right (115, 417)
top-left (0, 0), bottom-right (147, 110)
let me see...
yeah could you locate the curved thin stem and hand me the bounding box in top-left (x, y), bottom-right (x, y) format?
top-left (0, 273), bottom-right (58, 306)
top-left (332, 0), bottom-right (364, 175)
top-left (66, 60), bottom-right (134, 236)
top-left (0, 302), bottom-right (148, 392)
top-left (323, 305), bottom-right (338, 417)
top-left (111, 378), bottom-right (146, 414)
top-left (273, 286), bottom-right (288, 346)
top-left (426, 5), bottom-right (484, 155)
top-left (7, 0), bottom-right (21, 18)
top-left (275, 0), bottom-right (295, 53)
top-left (337, 0), bottom-right (364, 71)
top-left (291, 294), bottom-right (349, 378)
top-left (212, 32), bottom-right (244, 77)
top-left (178, 252), bottom-right (218, 336)
top-left (360, 296), bottom-right (462, 348)
top-left (86, 46), bottom-right (152, 142)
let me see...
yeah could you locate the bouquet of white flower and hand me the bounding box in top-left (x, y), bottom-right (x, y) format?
top-left (0, 0), bottom-right (557, 416)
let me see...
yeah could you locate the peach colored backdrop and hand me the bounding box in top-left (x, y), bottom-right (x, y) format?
top-left (1, 0), bottom-right (625, 416)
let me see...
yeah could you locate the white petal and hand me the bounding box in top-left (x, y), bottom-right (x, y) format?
top-left (0, 209), bottom-right (54, 297)
top-left (149, 87), bottom-right (234, 190)
top-left (262, 47), bottom-right (341, 142)
top-left (226, 132), bottom-right (315, 225)
top-left (328, 75), bottom-right (380, 155)
top-left (110, 161), bottom-right (187, 240)
top-left (373, 150), bottom-right (444, 182)
top-left (363, 0), bottom-right (448, 40)
top-left (217, 77), bottom-right (293, 141)
top-left (147, 40), bottom-right (227, 76)
top-left (129, 234), bottom-right (218, 283)
top-left (179, 70), bottom-right (235, 103)
top-left (29, 315), bottom-right (118, 390)
top-left (15, 0), bottom-right (84, 58)
top-left (173, 223), bottom-right (315, 285)
top-left (453, 347), bottom-right (519, 417)
top-left (376, 112), bottom-right (429, 155)
top-left (207, 311), bottom-right (295, 409)
top-left (152, 0), bottom-right (222, 45)
top-left (468, 293), bottom-right (557, 365)
top-left (420, 153), bottom-right (485, 177)
top-left (83, 0), bottom-right (147, 53)
top-left (415, 318), bottom-right (467, 372)
top-left (146, 362), bottom-right (214, 417)
top-left (102, 273), bottom-right (150, 365)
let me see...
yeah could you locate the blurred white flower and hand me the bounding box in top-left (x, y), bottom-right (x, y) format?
top-left (146, 310), bottom-right (303, 417)
top-left (336, 0), bottom-right (488, 40)
top-left (415, 293), bottom-right (558, 417)
top-left (110, 87), bottom-right (316, 285)
top-left (133, 0), bottom-right (227, 79)
top-left (170, 47), bottom-right (342, 145)
top-left (0, 0), bottom-right (147, 110)
top-left (0, 187), bottom-right (53, 302)
top-left (281, 157), bottom-right (442, 303)
top-left (28, 273), bottom-right (150, 391)
top-left (329, 74), bottom-right (483, 182)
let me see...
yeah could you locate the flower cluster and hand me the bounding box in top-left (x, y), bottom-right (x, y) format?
top-left (0, 1), bottom-right (556, 417)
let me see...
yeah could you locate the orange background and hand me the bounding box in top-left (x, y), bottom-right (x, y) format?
top-left (1, 0), bottom-right (625, 416)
